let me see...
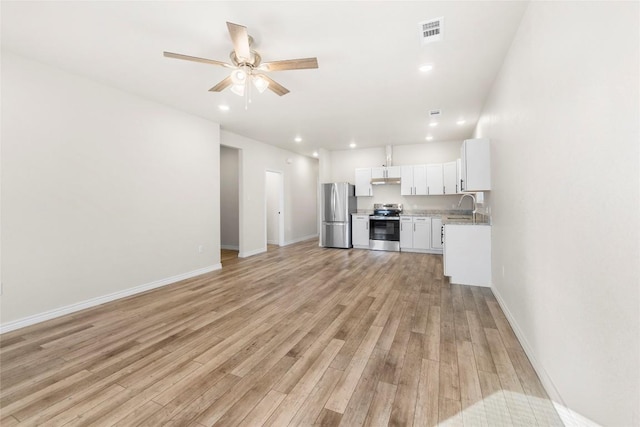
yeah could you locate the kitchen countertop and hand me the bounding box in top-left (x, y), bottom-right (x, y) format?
top-left (353, 209), bottom-right (491, 225)
top-left (442, 213), bottom-right (491, 225)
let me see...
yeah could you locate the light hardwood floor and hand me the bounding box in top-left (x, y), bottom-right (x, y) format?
top-left (0, 240), bottom-right (563, 426)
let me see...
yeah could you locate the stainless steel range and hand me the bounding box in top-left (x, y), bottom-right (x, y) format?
top-left (369, 203), bottom-right (402, 251)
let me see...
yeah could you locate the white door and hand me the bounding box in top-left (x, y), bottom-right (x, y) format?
top-left (266, 171), bottom-right (283, 246)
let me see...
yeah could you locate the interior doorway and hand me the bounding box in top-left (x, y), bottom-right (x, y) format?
top-left (265, 170), bottom-right (284, 246)
top-left (220, 145), bottom-right (240, 264)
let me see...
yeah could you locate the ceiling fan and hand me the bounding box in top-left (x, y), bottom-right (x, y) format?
top-left (164, 22), bottom-right (318, 98)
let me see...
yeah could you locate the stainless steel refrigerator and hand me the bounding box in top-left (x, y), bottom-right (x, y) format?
top-left (320, 183), bottom-right (357, 248)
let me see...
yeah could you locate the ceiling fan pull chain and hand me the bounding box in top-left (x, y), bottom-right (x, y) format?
top-left (245, 76), bottom-right (250, 110)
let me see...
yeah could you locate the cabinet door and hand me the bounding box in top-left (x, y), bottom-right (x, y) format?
top-left (355, 168), bottom-right (372, 196)
top-left (400, 166), bottom-right (414, 195)
top-left (386, 166), bottom-right (402, 178)
top-left (443, 224), bottom-right (491, 286)
top-left (413, 165), bottom-right (428, 195)
top-left (399, 216), bottom-right (413, 249)
top-left (413, 217), bottom-right (431, 250)
top-left (431, 217), bottom-right (443, 249)
top-left (443, 161), bottom-right (458, 195)
top-left (461, 138), bottom-right (491, 191)
top-left (371, 167), bottom-right (385, 179)
top-left (352, 216), bottom-right (370, 247)
top-left (426, 164), bottom-right (444, 195)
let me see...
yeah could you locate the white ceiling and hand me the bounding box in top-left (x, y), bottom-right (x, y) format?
top-left (1, 1), bottom-right (528, 157)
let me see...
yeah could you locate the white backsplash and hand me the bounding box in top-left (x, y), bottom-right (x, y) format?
top-left (356, 185), bottom-right (468, 211)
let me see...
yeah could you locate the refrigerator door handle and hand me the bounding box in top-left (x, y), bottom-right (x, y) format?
top-left (331, 185), bottom-right (336, 221)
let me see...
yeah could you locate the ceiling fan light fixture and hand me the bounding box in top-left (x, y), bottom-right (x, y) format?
top-left (230, 69), bottom-right (247, 85)
top-left (230, 83), bottom-right (245, 97)
top-left (253, 75), bottom-right (270, 93)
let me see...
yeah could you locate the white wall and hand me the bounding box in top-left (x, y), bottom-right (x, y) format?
top-left (1, 51), bottom-right (221, 327)
top-left (221, 131), bottom-right (318, 256)
top-left (475, 2), bottom-right (639, 426)
top-left (329, 141), bottom-right (465, 211)
top-left (220, 145), bottom-right (240, 250)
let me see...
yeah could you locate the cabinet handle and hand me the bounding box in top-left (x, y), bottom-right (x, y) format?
top-left (366, 222), bottom-right (369, 230)
top-left (443, 186), bottom-right (445, 194)
top-left (441, 226), bottom-right (444, 245)
top-left (414, 223), bottom-right (416, 232)
top-left (456, 184), bottom-right (458, 193)
top-left (460, 179), bottom-right (464, 191)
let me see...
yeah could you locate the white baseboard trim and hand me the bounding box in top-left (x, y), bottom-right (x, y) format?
top-left (267, 239), bottom-right (279, 245)
top-left (239, 247), bottom-right (266, 258)
top-left (220, 244), bottom-right (239, 251)
top-left (283, 234), bottom-right (318, 246)
top-left (0, 264), bottom-right (222, 335)
top-left (491, 286), bottom-right (600, 427)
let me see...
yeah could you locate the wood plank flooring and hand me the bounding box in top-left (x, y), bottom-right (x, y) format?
top-left (0, 240), bottom-right (563, 426)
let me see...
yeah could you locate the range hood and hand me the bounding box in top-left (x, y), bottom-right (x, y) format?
top-left (371, 146), bottom-right (401, 185)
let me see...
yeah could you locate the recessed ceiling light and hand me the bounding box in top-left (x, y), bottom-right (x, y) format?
top-left (312, 151), bottom-right (319, 157)
top-left (456, 119), bottom-right (466, 125)
top-left (429, 122), bottom-right (438, 127)
top-left (419, 64), bottom-right (434, 72)
top-left (218, 105), bottom-right (230, 111)
top-left (349, 143), bottom-right (357, 148)
top-left (426, 136), bottom-right (434, 141)
top-left (294, 136), bottom-right (302, 143)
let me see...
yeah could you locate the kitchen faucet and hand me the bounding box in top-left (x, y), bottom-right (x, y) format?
top-left (457, 193), bottom-right (477, 223)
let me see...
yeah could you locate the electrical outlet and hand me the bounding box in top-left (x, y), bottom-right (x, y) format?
top-left (198, 245), bottom-right (204, 253)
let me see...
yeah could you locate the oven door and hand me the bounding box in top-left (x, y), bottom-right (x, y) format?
top-left (369, 217), bottom-right (400, 241)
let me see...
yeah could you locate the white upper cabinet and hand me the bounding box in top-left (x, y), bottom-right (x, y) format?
top-left (371, 167), bottom-right (385, 179)
top-left (426, 164), bottom-right (444, 195)
top-left (460, 138), bottom-right (491, 192)
top-left (400, 166), bottom-right (413, 195)
top-left (372, 166), bottom-right (401, 179)
top-left (386, 166), bottom-right (401, 178)
top-left (401, 165), bottom-right (427, 195)
top-left (413, 165), bottom-right (427, 195)
top-left (443, 161), bottom-right (459, 195)
top-left (355, 168), bottom-right (372, 196)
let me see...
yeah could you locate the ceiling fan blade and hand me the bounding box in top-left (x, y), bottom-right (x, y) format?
top-left (209, 76), bottom-right (233, 92)
top-left (226, 22), bottom-right (251, 62)
top-left (163, 51), bottom-right (231, 68)
top-left (260, 75), bottom-right (290, 96)
top-left (260, 57), bottom-right (319, 71)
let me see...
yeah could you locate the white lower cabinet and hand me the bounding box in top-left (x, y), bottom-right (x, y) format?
top-left (443, 224), bottom-right (491, 287)
top-left (431, 217), bottom-right (443, 250)
top-left (399, 215), bottom-right (442, 254)
top-left (351, 214), bottom-right (370, 248)
top-left (413, 217), bottom-right (431, 250)
top-left (399, 216), bottom-right (413, 249)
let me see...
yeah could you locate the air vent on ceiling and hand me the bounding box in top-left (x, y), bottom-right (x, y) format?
top-left (419, 17), bottom-right (444, 45)
top-left (429, 109), bottom-right (442, 117)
